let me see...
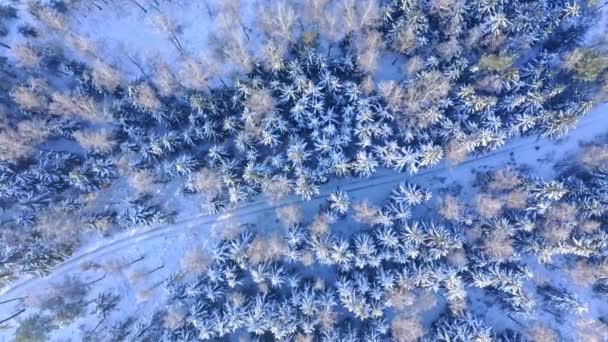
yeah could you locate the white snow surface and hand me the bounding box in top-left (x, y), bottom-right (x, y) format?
top-left (1, 0), bottom-right (261, 82)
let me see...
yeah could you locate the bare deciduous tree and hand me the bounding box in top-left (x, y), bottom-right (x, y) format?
top-left (67, 34), bottom-right (98, 58)
top-left (528, 325), bottom-right (559, 342)
top-left (73, 129), bottom-right (115, 154)
top-left (303, 0), bottom-right (328, 26)
top-left (475, 193), bottom-right (503, 219)
top-left (262, 175), bottom-right (292, 203)
top-left (34, 209), bottom-right (81, 248)
top-left (503, 189), bottom-right (528, 209)
top-left (352, 200), bottom-right (382, 225)
top-left (580, 219), bottom-right (602, 234)
top-left (403, 70), bottom-right (451, 129)
top-left (541, 202), bottom-right (577, 244)
top-left (580, 145), bottom-right (608, 169)
top-left (308, 213), bottom-right (330, 236)
top-left (482, 231), bottom-right (514, 262)
top-left (10, 84), bottom-right (45, 112)
top-left (403, 55), bottom-right (424, 77)
top-left (34, 6), bottom-right (68, 32)
top-left (128, 170), bottom-right (156, 194)
top-left (393, 25), bottom-right (417, 55)
top-left (357, 0), bottom-right (379, 29)
top-left (316, 2), bottom-right (346, 44)
top-left (192, 168), bottom-right (222, 199)
top-left (244, 87), bottom-right (275, 126)
top-left (276, 204), bottom-right (303, 228)
top-left (261, 40), bottom-right (285, 72)
top-left (16, 119), bottom-right (49, 143)
top-left (563, 48), bottom-right (608, 82)
top-left (91, 60), bottom-right (122, 92)
top-left (127, 264), bottom-right (165, 285)
top-left (131, 83), bottom-right (162, 112)
top-left (391, 315), bottom-right (425, 342)
top-left (342, 0), bottom-right (379, 32)
top-left (163, 305), bottom-right (187, 330)
top-left (447, 248), bottom-right (468, 268)
top-left (213, 1), bottom-right (253, 74)
top-left (101, 255), bottom-right (146, 275)
top-left (152, 14), bottom-right (184, 54)
top-left (211, 216), bottom-right (243, 241)
top-left (488, 167), bottom-right (521, 191)
top-left (355, 29), bottom-right (383, 74)
top-left (12, 43), bottom-right (41, 69)
top-left (378, 80), bottom-right (402, 110)
top-left (257, 1), bottom-right (298, 43)
top-left (152, 60), bottom-right (179, 97)
top-left (566, 261), bottom-right (602, 287)
top-left (247, 234), bottom-right (286, 265)
top-left (475, 74), bottom-right (505, 94)
top-left (0, 116), bottom-right (50, 162)
top-left (438, 195), bottom-right (463, 222)
top-left (74, 95), bottom-right (107, 121)
top-left (180, 248), bottom-right (211, 274)
top-left (437, 36), bottom-right (462, 61)
top-left (444, 138), bottom-right (470, 166)
top-left (576, 318), bottom-right (608, 342)
top-left (222, 33), bottom-right (253, 74)
top-left (179, 57), bottom-right (216, 91)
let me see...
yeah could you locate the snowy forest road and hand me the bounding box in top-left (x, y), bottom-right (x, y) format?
top-left (1, 105), bottom-right (607, 300)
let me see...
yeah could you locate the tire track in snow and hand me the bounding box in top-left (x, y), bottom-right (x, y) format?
top-left (0, 108), bottom-right (606, 298)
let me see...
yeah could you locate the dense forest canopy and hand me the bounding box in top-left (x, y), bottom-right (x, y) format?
top-left (0, 0), bottom-right (608, 341)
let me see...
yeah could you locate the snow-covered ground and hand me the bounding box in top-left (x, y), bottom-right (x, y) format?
top-left (0, 0), bottom-right (262, 81)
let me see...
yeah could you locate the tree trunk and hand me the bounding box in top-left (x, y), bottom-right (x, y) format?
top-left (507, 314), bottom-right (524, 327)
top-left (542, 308), bottom-right (560, 318)
top-left (170, 34), bottom-right (184, 54)
top-left (0, 296), bottom-right (27, 305)
top-left (149, 279), bottom-right (165, 290)
top-left (93, 317), bottom-right (106, 332)
top-left (204, 1), bottom-right (213, 17)
top-left (593, 2), bottom-right (608, 14)
top-left (85, 274), bottom-right (106, 286)
top-left (129, 0), bottom-right (147, 14)
top-left (0, 309), bottom-right (25, 324)
top-left (545, 263), bottom-right (559, 270)
top-left (126, 54), bottom-right (148, 78)
top-left (128, 255), bottom-right (146, 265)
top-left (239, 20), bottom-right (250, 41)
top-left (145, 264), bottom-right (164, 275)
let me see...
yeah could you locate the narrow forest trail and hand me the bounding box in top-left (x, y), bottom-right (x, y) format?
top-left (1, 105), bottom-right (607, 301)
